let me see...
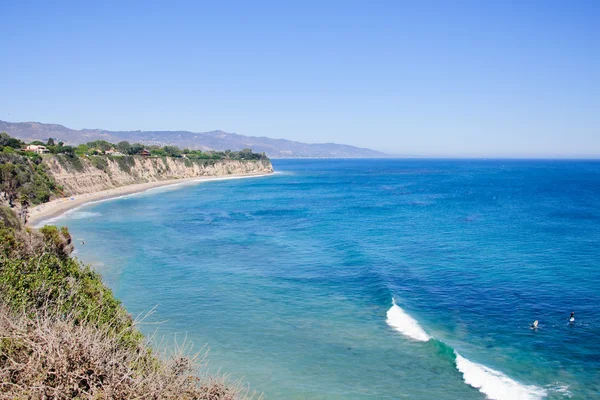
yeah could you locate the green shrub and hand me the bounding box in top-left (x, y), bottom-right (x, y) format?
top-left (75, 144), bottom-right (90, 156)
top-left (0, 209), bottom-right (253, 400)
top-left (0, 153), bottom-right (61, 206)
top-left (90, 155), bottom-right (110, 173)
top-left (115, 155), bottom-right (136, 173)
top-left (55, 154), bottom-right (85, 172)
top-left (159, 156), bottom-right (170, 171)
top-left (192, 158), bottom-right (217, 167)
top-left (0, 217), bottom-right (139, 347)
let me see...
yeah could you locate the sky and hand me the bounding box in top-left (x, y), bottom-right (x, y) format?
top-left (1, 1), bottom-right (599, 157)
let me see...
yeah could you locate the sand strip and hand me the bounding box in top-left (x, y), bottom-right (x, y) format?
top-left (28, 172), bottom-right (273, 226)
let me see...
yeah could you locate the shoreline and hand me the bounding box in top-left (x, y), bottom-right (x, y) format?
top-left (28, 172), bottom-right (273, 226)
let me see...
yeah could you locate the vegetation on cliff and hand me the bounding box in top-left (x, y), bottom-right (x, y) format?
top-left (76, 139), bottom-right (269, 161)
top-left (0, 151), bottom-right (62, 213)
top-left (1, 133), bottom-right (67, 211)
top-left (0, 206), bottom-right (256, 399)
top-left (1, 132), bottom-right (271, 221)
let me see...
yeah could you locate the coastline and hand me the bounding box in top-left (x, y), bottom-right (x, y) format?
top-left (28, 171), bottom-right (273, 227)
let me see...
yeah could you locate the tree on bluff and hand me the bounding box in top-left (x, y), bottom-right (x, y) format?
top-left (128, 143), bottom-right (145, 155)
top-left (117, 141), bottom-right (131, 154)
top-left (0, 132), bottom-right (25, 149)
top-left (163, 146), bottom-right (181, 157)
top-left (0, 132), bottom-right (10, 146)
top-left (0, 163), bottom-right (19, 207)
top-left (86, 140), bottom-right (113, 152)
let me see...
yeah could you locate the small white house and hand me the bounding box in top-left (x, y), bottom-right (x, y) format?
top-left (105, 149), bottom-right (124, 156)
top-left (24, 145), bottom-right (50, 154)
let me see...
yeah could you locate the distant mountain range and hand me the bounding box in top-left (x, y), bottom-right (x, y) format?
top-left (0, 120), bottom-right (387, 158)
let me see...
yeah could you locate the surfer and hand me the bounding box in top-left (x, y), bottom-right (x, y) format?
top-left (569, 312), bottom-right (575, 323)
top-left (531, 320), bottom-right (539, 329)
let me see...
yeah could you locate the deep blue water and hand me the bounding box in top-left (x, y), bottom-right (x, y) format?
top-left (49, 159), bottom-right (600, 399)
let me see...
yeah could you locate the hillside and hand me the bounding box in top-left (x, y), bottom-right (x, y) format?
top-left (0, 133), bottom-right (263, 397)
top-left (45, 155), bottom-right (272, 195)
top-left (0, 206), bottom-right (253, 399)
top-left (0, 120), bottom-right (387, 158)
top-left (1, 133), bottom-right (272, 223)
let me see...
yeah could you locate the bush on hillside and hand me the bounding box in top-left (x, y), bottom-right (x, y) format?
top-left (0, 305), bottom-right (253, 400)
top-left (114, 155), bottom-right (136, 173)
top-left (0, 153), bottom-right (61, 207)
top-left (89, 155), bottom-right (110, 173)
top-left (0, 207), bottom-right (258, 399)
top-left (54, 154), bottom-right (85, 172)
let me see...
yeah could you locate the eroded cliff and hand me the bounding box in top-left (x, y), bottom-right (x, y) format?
top-left (43, 155), bottom-right (273, 195)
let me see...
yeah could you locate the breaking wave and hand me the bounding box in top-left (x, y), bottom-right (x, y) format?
top-left (385, 298), bottom-right (431, 342)
top-left (455, 353), bottom-right (547, 400)
top-left (386, 298), bottom-right (548, 399)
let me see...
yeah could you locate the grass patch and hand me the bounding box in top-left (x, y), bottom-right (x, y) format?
top-left (0, 153), bottom-right (61, 206)
top-left (115, 155), bottom-right (136, 173)
top-left (55, 154), bottom-right (85, 172)
top-left (89, 155), bottom-right (110, 173)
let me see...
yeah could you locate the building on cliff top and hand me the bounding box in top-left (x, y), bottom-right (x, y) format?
top-left (104, 149), bottom-right (124, 156)
top-left (23, 145), bottom-right (49, 154)
top-left (140, 149), bottom-right (151, 157)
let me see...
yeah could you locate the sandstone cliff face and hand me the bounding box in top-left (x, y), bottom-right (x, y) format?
top-left (43, 156), bottom-right (273, 196)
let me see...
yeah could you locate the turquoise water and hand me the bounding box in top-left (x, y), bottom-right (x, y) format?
top-left (48, 160), bottom-right (600, 399)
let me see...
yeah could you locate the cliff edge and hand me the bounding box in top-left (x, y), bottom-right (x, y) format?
top-left (43, 155), bottom-right (273, 196)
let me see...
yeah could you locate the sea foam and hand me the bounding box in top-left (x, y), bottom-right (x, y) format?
top-left (455, 353), bottom-right (547, 400)
top-left (385, 299), bottom-right (431, 342)
top-left (37, 210), bottom-right (102, 227)
top-left (386, 299), bottom-right (547, 399)
top-left (68, 211), bottom-right (102, 220)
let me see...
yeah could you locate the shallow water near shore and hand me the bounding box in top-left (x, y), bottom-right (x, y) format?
top-left (56, 159), bottom-right (600, 399)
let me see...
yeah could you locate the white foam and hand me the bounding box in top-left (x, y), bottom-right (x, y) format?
top-left (385, 298), bottom-right (549, 399)
top-left (33, 173), bottom-right (271, 227)
top-left (551, 384), bottom-right (572, 398)
top-left (455, 352), bottom-right (547, 400)
top-left (33, 195), bottom-right (130, 227)
top-left (68, 211), bottom-right (102, 220)
top-left (385, 299), bottom-right (431, 342)
top-left (546, 383), bottom-right (571, 398)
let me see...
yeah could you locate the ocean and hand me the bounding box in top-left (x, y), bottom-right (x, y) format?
top-left (49, 159), bottom-right (600, 399)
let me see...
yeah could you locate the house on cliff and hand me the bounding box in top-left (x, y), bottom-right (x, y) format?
top-left (23, 145), bottom-right (49, 154)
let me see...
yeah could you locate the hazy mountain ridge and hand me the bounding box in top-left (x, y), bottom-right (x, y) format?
top-left (0, 120), bottom-right (386, 158)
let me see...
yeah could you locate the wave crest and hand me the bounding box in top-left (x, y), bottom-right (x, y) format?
top-left (385, 299), bottom-right (431, 342)
top-left (386, 298), bottom-right (549, 399)
top-left (455, 353), bottom-right (547, 400)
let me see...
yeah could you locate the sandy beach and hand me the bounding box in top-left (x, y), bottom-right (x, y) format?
top-left (28, 172), bottom-right (272, 227)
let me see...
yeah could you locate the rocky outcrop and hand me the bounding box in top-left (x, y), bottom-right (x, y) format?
top-left (43, 155), bottom-right (273, 196)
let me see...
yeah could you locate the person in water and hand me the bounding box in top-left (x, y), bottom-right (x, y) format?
top-left (570, 312), bottom-right (575, 322)
top-left (531, 320), bottom-right (539, 329)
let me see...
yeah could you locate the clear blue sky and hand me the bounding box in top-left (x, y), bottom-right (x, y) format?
top-left (2, 1), bottom-right (599, 157)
